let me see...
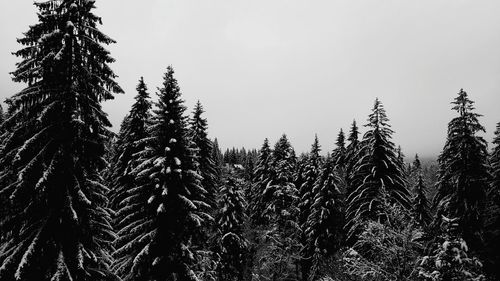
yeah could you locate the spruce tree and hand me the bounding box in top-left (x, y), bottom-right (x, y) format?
top-left (109, 77), bottom-right (151, 211)
top-left (115, 66), bottom-right (209, 280)
top-left (249, 138), bottom-right (272, 225)
top-left (413, 174), bottom-right (431, 227)
top-left (305, 155), bottom-right (344, 280)
top-left (433, 89), bottom-right (489, 248)
top-left (215, 176), bottom-right (248, 281)
top-left (333, 129), bottom-right (347, 168)
top-left (264, 134), bottom-right (298, 226)
top-left (0, 104), bottom-right (4, 125)
top-left (484, 122), bottom-right (500, 278)
top-left (345, 120), bottom-right (360, 196)
top-left (413, 154), bottom-right (422, 171)
top-left (0, 1), bottom-right (122, 280)
top-left (110, 78), bottom-right (154, 279)
top-left (345, 98), bottom-right (411, 241)
top-left (189, 100), bottom-right (218, 208)
top-left (297, 135), bottom-right (322, 280)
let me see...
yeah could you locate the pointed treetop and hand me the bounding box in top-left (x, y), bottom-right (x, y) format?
top-left (367, 98), bottom-right (391, 130)
top-left (311, 134), bottom-right (321, 158)
top-left (336, 128), bottom-right (345, 149)
top-left (348, 119), bottom-right (359, 146)
top-left (413, 154), bottom-right (421, 170)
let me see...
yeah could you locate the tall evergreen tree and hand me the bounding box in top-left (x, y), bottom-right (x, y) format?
top-left (333, 129), bottom-right (347, 169)
top-left (0, 104), bottom-right (4, 125)
top-left (413, 174), bottom-right (431, 227)
top-left (433, 89), bottom-right (489, 248)
top-left (114, 66), bottom-right (209, 280)
top-left (109, 77), bottom-right (151, 211)
top-left (189, 100), bottom-right (218, 208)
top-left (215, 176), bottom-right (248, 281)
top-left (297, 135), bottom-right (322, 281)
top-left (345, 98), bottom-right (411, 241)
top-left (345, 120), bottom-right (360, 196)
top-left (249, 139), bottom-right (272, 225)
top-left (413, 154), bottom-right (422, 171)
top-left (484, 122), bottom-right (500, 278)
top-left (110, 78), bottom-right (154, 278)
top-left (305, 155), bottom-right (344, 280)
top-left (0, 1), bottom-right (122, 280)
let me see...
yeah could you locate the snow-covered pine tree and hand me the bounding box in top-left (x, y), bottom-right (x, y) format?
top-left (418, 216), bottom-right (485, 281)
top-left (413, 154), bottom-right (422, 171)
top-left (345, 120), bottom-right (360, 196)
top-left (189, 100), bottom-right (218, 209)
top-left (333, 129), bottom-right (347, 169)
top-left (297, 135), bottom-right (322, 280)
top-left (109, 77), bottom-right (151, 212)
top-left (305, 155), bottom-right (344, 280)
top-left (345, 98), bottom-right (411, 242)
top-left (259, 134), bottom-right (300, 281)
top-left (110, 78), bottom-right (155, 279)
top-left (264, 134), bottom-right (298, 227)
top-left (215, 175), bottom-right (248, 281)
top-left (433, 89), bottom-right (489, 249)
top-left (115, 66), bottom-right (209, 280)
top-left (0, 104), bottom-right (4, 125)
top-left (249, 138), bottom-right (273, 225)
top-left (413, 174), bottom-right (431, 227)
top-left (0, 1), bottom-right (122, 280)
top-left (211, 138), bottom-right (223, 180)
top-left (484, 122), bottom-right (500, 278)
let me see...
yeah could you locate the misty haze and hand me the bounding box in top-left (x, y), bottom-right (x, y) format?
top-left (0, 1), bottom-right (499, 281)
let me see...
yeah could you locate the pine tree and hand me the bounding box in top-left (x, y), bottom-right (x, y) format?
top-left (264, 134), bottom-right (298, 226)
top-left (305, 155), bottom-right (344, 280)
top-left (114, 66), bottom-right (209, 280)
top-left (413, 174), bottom-right (431, 227)
top-left (260, 134), bottom-right (300, 280)
top-left (345, 120), bottom-right (360, 196)
top-left (0, 104), bottom-right (4, 125)
top-left (109, 77), bottom-right (151, 211)
top-left (345, 98), bottom-right (411, 242)
top-left (413, 154), bottom-right (422, 171)
top-left (418, 217), bottom-right (485, 281)
top-left (189, 100), bottom-right (218, 208)
top-left (433, 89), bottom-right (489, 248)
top-left (297, 135), bottom-right (322, 280)
top-left (484, 122), bottom-right (500, 278)
top-left (215, 176), bottom-right (248, 281)
top-left (110, 78), bottom-right (155, 279)
top-left (333, 129), bottom-right (347, 168)
top-left (211, 138), bottom-right (223, 179)
top-left (0, 1), bottom-right (122, 280)
top-left (249, 139), bottom-right (273, 225)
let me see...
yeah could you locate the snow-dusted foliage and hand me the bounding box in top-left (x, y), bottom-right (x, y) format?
top-left (343, 204), bottom-right (423, 281)
top-left (345, 98), bottom-right (411, 242)
top-left (215, 176), bottom-right (248, 281)
top-left (484, 122), bottom-right (500, 278)
top-left (113, 66), bottom-right (209, 280)
top-left (110, 78), bottom-right (153, 278)
top-left (305, 155), bottom-right (344, 280)
top-left (0, 1), bottom-right (122, 280)
top-left (249, 138), bottom-right (273, 225)
top-left (345, 120), bottom-right (360, 198)
top-left (418, 217), bottom-right (485, 281)
top-left (413, 174), bottom-right (431, 227)
top-left (433, 89), bottom-right (489, 247)
top-left (189, 101), bottom-right (218, 208)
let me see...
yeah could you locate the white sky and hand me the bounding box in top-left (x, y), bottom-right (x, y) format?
top-left (1, 0), bottom-right (500, 158)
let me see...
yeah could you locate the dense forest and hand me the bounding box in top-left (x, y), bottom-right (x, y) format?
top-left (0, 1), bottom-right (499, 281)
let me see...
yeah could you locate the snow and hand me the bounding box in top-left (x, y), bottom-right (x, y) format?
top-left (148, 196), bottom-right (155, 204)
top-left (66, 21), bottom-right (74, 29)
top-left (162, 189), bottom-right (168, 196)
top-left (169, 138), bottom-right (177, 144)
top-left (70, 3), bottom-right (78, 10)
top-left (157, 203), bottom-right (165, 213)
top-left (165, 147), bottom-right (171, 153)
top-left (169, 119), bottom-right (175, 124)
top-left (174, 157), bottom-right (181, 166)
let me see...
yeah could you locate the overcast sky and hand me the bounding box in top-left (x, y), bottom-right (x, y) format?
top-left (1, 1), bottom-right (500, 158)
